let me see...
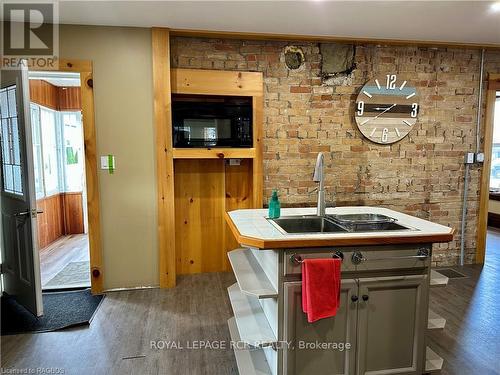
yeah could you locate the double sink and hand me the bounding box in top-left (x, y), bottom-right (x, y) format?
top-left (269, 213), bottom-right (416, 234)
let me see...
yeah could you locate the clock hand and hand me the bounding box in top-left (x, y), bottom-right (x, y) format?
top-left (361, 104), bottom-right (397, 125)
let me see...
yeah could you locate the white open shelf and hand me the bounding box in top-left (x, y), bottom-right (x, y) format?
top-left (228, 249), bottom-right (278, 299)
top-left (228, 283), bottom-right (277, 348)
top-left (430, 270), bottom-right (449, 288)
top-left (227, 317), bottom-right (272, 375)
top-left (425, 346), bottom-right (444, 373)
top-left (428, 309), bottom-right (446, 330)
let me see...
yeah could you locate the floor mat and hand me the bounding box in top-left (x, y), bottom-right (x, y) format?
top-left (1, 289), bottom-right (104, 335)
top-left (435, 268), bottom-right (468, 279)
top-left (44, 261), bottom-right (90, 289)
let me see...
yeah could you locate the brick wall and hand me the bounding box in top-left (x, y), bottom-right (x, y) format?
top-left (171, 37), bottom-right (500, 266)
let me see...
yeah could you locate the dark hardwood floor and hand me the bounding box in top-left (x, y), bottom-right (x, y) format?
top-left (427, 228), bottom-right (500, 375)
top-left (1, 273), bottom-right (238, 375)
top-left (2, 231), bottom-right (500, 374)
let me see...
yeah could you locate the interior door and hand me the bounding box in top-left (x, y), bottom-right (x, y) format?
top-left (0, 64), bottom-right (43, 316)
top-left (283, 279), bottom-right (358, 375)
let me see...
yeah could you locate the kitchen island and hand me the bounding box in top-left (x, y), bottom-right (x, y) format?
top-left (224, 207), bottom-right (454, 375)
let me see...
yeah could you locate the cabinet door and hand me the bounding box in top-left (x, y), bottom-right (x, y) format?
top-left (356, 275), bottom-right (428, 375)
top-left (283, 279), bottom-right (358, 375)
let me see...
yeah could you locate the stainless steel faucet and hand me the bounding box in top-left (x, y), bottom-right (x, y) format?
top-left (313, 152), bottom-right (326, 217)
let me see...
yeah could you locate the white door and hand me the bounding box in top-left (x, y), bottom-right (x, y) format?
top-left (0, 64), bottom-right (43, 316)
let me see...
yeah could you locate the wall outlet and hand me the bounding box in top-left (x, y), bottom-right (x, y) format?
top-left (475, 152), bottom-right (485, 163)
top-left (464, 152), bottom-right (475, 164)
top-left (228, 159), bottom-right (241, 166)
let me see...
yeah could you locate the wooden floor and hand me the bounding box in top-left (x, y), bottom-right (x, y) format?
top-left (427, 228), bottom-right (500, 375)
top-left (1, 273), bottom-right (237, 375)
top-left (39, 234), bottom-right (90, 288)
top-left (2, 230), bottom-right (500, 374)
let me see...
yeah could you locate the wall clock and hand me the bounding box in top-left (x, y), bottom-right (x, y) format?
top-left (354, 74), bottom-right (419, 144)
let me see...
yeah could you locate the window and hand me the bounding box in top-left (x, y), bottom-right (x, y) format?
top-left (30, 104), bottom-right (44, 199)
top-left (61, 112), bottom-right (84, 192)
top-left (0, 85), bottom-right (23, 196)
top-left (491, 96), bottom-right (500, 190)
top-left (30, 103), bottom-right (84, 199)
top-left (40, 107), bottom-right (60, 196)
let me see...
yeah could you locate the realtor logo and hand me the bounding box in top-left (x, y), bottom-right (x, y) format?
top-left (1, 1), bottom-right (59, 69)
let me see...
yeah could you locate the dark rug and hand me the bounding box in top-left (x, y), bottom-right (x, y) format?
top-left (435, 268), bottom-right (468, 279)
top-left (1, 289), bottom-right (104, 335)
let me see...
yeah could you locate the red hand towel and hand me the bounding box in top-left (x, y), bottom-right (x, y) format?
top-left (302, 258), bottom-right (341, 323)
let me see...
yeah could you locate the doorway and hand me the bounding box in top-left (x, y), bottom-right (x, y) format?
top-left (28, 71), bottom-right (89, 290)
top-left (486, 91), bottom-right (500, 263)
top-left (478, 73), bottom-right (500, 264)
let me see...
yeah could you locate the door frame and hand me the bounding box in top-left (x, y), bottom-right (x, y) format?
top-left (476, 73), bottom-right (500, 263)
top-left (30, 59), bottom-right (103, 293)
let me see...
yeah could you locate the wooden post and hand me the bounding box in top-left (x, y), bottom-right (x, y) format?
top-left (152, 28), bottom-right (176, 287)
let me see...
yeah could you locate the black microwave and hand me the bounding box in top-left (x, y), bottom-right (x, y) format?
top-left (172, 94), bottom-right (253, 148)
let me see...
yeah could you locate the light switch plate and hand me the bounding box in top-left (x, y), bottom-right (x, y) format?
top-left (475, 152), bottom-right (485, 163)
top-left (101, 155), bottom-right (116, 170)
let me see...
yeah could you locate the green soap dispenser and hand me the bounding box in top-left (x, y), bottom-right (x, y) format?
top-left (268, 190), bottom-right (281, 219)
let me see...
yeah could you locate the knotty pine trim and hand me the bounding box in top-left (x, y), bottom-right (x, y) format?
top-left (152, 27), bottom-right (177, 288)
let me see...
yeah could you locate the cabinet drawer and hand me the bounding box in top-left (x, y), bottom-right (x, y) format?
top-left (284, 245), bottom-right (431, 276)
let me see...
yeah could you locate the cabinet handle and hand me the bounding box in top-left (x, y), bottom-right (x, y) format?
top-left (362, 295), bottom-right (369, 301)
top-left (351, 295), bottom-right (359, 302)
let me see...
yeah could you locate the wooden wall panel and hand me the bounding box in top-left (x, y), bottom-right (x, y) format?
top-left (29, 80), bottom-right (81, 111)
top-left (63, 192), bottom-right (85, 234)
top-left (36, 192), bottom-right (84, 249)
top-left (36, 194), bottom-right (65, 249)
top-left (224, 160), bottom-right (253, 269)
top-left (174, 159), bottom-right (225, 274)
top-left (57, 87), bottom-right (81, 111)
top-left (29, 79), bottom-right (58, 110)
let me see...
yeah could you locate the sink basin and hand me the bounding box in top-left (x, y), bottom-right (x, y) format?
top-left (268, 214), bottom-right (417, 234)
top-left (344, 222), bottom-right (412, 232)
top-left (269, 216), bottom-right (348, 234)
top-left (328, 213), bottom-right (415, 232)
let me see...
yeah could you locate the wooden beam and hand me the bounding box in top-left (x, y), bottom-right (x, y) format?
top-left (488, 73), bottom-right (500, 90)
top-left (79, 68), bottom-right (104, 294)
top-left (476, 85), bottom-right (497, 264)
top-left (173, 148), bottom-right (256, 159)
top-left (152, 27), bottom-right (176, 288)
top-left (252, 94), bottom-right (264, 209)
top-left (171, 68), bottom-right (263, 96)
top-left (169, 28), bottom-right (500, 50)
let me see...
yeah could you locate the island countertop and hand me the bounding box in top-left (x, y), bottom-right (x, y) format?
top-left (225, 206), bottom-right (454, 249)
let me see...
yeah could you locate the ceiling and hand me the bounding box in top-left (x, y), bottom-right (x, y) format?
top-left (57, 1), bottom-right (500, 46)
top-left (28, 71), bottom-right (81, 87)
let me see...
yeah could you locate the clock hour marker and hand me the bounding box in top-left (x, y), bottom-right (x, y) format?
top-left (399, 81), bottom-right (407, 90)
top-left (403, 120), bottom-right (412, 126)
top-left (363, 91), bottom-right (373, 98)
top-left (375, 79), bottom-right (381, 90)
top-left (370, 128), bottom-right (377, 137)
top-left (395, 128), bottom-right (400, 137)
top-left (406, 92), bottom-right (416, 99)
top-left (361, 118), bottom-right (371, 125)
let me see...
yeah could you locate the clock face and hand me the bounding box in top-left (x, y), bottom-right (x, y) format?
top-left (355, 74), bottom-right (419, 144)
